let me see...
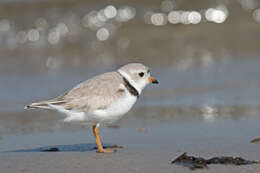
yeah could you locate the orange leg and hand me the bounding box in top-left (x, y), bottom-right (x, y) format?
top-left (92, 125), bottom-right (114, 153)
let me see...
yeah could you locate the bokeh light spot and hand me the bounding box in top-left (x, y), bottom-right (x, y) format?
top-left (116, 6), bottom-right (136, 22)
top-left (96, 27), bottom-right (110, 41)
top-left (104, 5), bottom-right (117, 19)
top-left (168, 11), bottom-right (181, 24)
top-left (48, 30), bottom-right (60, 45)
top-left (27, 29), bottom-right (40, 42)
top-left (160, 0), bottom-right (176, 13)
top-left (188, 11), bottom-right (201, 24)
top-left (151, 13), bottom-right (167, 26)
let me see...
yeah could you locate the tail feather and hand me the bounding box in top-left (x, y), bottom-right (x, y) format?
top-left (25, 100), bottom-right (67, 110)
top-left (25, 102), bottom-right (50, 109)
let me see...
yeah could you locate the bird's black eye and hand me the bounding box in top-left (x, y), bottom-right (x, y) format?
top-left (139, 72), bottom-right (144, 77)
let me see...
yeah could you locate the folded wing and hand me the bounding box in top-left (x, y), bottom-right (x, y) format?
top-left (26, 72), bottom-right (125, 113)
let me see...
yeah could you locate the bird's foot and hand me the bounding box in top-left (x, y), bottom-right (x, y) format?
top-left (96, 149), bottom-right (116, 153)
top-left (94, 144), bottom-right (123, 150)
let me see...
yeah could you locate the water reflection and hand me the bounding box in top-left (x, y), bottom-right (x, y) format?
top-left (0, 1), bottom-right (257, 57)
top-left (0, 105), bottom-right (259, 137)
top-left (0, 0), bottom-right (258, 77)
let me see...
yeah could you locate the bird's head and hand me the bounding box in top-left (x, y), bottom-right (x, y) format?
top-left (118, 63), bottom-right (159, 94)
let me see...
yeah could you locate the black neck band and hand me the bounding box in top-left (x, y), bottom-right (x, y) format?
top-left (122, 77), bottom-right (139, 98)
top-left (117, 72), bottom-right (139, 98)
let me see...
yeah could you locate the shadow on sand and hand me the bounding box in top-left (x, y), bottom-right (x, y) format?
top-left (7, 143), bottom-right (100, 152)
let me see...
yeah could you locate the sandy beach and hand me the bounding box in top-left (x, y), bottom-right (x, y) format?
top-left (1, 105), bottom-right (260, 173)
top-left (1, 147), bottom-right (260, 173)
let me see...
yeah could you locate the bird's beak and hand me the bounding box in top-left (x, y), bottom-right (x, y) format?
top-left (149, 76), bottom-right (159, 84)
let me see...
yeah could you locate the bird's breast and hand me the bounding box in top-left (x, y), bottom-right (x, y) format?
top-left (93, 92), bottom-right (137, 121)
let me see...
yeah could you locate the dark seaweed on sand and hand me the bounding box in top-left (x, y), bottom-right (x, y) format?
top-left (171, 153), bottom-right (260, 170)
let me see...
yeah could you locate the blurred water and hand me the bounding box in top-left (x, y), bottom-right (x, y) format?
top-left (0, 0), bottom-right (260, 151)
top-left (1, 56), bottom-right (260, 151)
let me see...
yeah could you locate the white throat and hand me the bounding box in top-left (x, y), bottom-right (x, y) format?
top-left (118, 69), bottom-right (143, 94)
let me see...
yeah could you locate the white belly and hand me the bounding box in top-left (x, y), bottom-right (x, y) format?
top-left (92, 93), bottom-right (137, 124)
top-left (56, 88), bottom-right (137, 124)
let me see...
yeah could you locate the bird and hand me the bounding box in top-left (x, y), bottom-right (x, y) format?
top-left (25, 63), bottom-right (159, 153)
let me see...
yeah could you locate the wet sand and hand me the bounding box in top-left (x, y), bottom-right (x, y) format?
top-left (1, 108), bottom-right (260, 173)
top-left (1, 135), bottom-right (260, 173)
top-left (1, 147), bottom-right (260, 173)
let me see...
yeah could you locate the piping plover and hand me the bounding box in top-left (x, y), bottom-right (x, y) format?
top-left (25, 63), bottom-right (158, 153)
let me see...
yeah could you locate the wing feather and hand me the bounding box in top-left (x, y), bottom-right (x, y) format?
top-left (26, 72), bottom-right (125, 112)
top-left (52, 72), bottom-right (125, 112)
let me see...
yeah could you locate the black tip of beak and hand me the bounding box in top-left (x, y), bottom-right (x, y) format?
top-left (152, 79), bottom-right (159, 84)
